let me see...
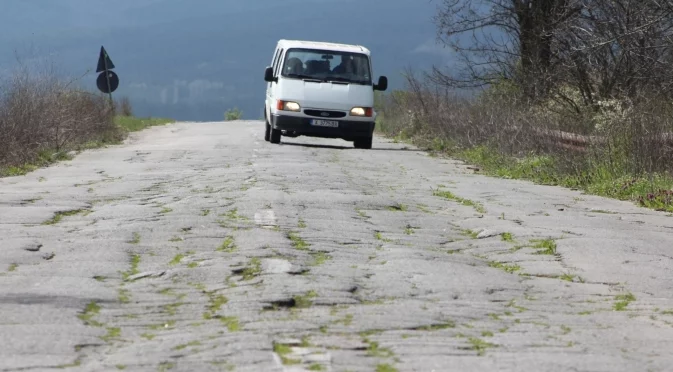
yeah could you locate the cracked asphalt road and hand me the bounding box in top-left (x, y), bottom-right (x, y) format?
top-left (2, 120), bottom-right (673, 372)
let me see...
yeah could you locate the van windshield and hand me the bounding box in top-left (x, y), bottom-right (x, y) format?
top-left (280, 48), bottom-right (372, 85)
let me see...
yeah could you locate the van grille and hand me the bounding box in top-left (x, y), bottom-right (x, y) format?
top-left (304, 109), bottom-right (347, 118)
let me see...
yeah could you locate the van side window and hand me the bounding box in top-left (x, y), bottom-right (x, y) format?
top-left (273, 49), bottom-right (284, 77)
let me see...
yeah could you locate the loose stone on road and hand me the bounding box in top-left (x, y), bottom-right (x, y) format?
top-left (2, 121), bottom-right (673, 371)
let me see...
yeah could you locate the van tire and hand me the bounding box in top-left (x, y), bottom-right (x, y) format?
top-left (270, 127), bottom-right (281, 144)
top-left (354, 136), bottom-right (372, 149)
top-left (264, 120), bottom-right (271, 141)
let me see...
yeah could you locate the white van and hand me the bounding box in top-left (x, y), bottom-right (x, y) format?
top-left (263, 39), bottom-right (388, 149)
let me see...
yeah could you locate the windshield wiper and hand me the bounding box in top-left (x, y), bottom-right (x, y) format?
top-left (325, 76), bottom-right (369, 85)
top-left (286, 73), bottom-right (322, 82)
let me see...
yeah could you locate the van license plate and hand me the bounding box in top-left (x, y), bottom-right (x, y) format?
top-left (311, 119), bottom-right (339, 128)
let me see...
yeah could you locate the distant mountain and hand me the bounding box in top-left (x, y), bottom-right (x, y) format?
top-left (0, 0), bottom-right (455, 121)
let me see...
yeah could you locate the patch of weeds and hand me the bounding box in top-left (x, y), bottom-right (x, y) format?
top-left (169, 236), bottom-right (183, 242)
top-left (121, 253), bottom-right (141, 280)
top-left (365, 340), bottom-right (395, 358)
top-left (217, 236), bottom-right (237, 253)
top-left (141, 333), bottom-right (155, 340)
top-left (162, 302), bottom-right (185, 316)
top-left (78, 301), bottom-right (103, 327)
top-left (374, 231), bottom-right (392, 243)
top-left (174, 340), bottom-right (201, 350)
top-left (433, 188), bottom-right (487, 214)
top-left (219, 316), bottom-right (240, 331)
top-left (207, 294), bottom-right (229, 313)
top-left (128, 232), bottom-right (141, 244)
top-left (308, 364), bottom-right (325, 371)
top-left (404, 225), bottom-right (415, 235)
top-left (481, 331), bottom-right (494, 337)
top-left (376, 364), bottom-right (399, 372)
top-left (287, 231), bottom-right (310, 250)
top-left (240, 257), bottom-right (262, 280)
top-left (501, 232), bottom-right (514, 242)
top-left (100, 327), bottom-right (121, 342)
top-left (467, 337), bottom-right (496, 356)
top-left (414, 322), bottom-right (456, 331)
top-left (561, 325), bottom-right (571, 335)
top-left (488, 261), bottom-right (521, 274)
top-left (187, 262), bottom-right (198, 269)
top-left (7, 263), bottom-right (18, 272)
top-left (356, 208), bottom-right (370, 218)
top-left (498, 327), bottom-right (509, 333)
top-left (614, 293), bottom-right (636, 311)
top-left (118, 288), bottom-right (131, 304)
top-left (310, 251), bottom-right (331, 266)
top-left (157, 362), bottom-right (176, 371)
top-left (488, 313), bottom-right (500, 320)
top-left (169, 254), bottom-right (184, 266)
top-left (42, 209), bottom-right (87, 225)
top-left (159, 207), bottom-right (173, 214)
top-left (55, 358), bottom-right (82, 368)
top-left (387, 203), bottom-right (408, 212)
top-left (115, 365), bottom-right (126, 370)
top-left (93, 275), bottom-right (106, 282)
top-left (530, 238), bottom-right (557, 255)
top-left (222, 208), bottom-right (248, 221)
top-left (273, 342), bottom-right (300, 365)
top-left (201, 209), bottom-right (211, 216)
top-left (461, 229), bottom-right (479, 239)
top-left (298, 218), bottom-right (307, 228)
top-left (578, 310), bottom-right (593, 315)
top-left (660, 309), bottom-right (673, 315)
top-left (294, 290), bottom-right (318, 308)
top-left (333, 314), bottom-right (354, 326)
top-left (560, 273), bottom-right (575, 282)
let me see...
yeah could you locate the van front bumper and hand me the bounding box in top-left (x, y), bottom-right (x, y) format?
top-left (271, 114), bottom-right (374, 139)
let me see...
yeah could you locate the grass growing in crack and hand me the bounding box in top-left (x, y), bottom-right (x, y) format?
top-left (121, 253), bottom-right (141, 280)
top-left (207, 294), bottom-right (229, 313)
top-left (374, 231), bottom-right (392, 243)
top-left (310, 251), bottom-right (331, 266)
top-left (561, 325), bottom-right (571, 334)
top-left (78, 301), bottom-right (102, 327)
top-left (217, 236), bottom-right (237, 253)
top-left (308, 364), bottom-right (325, 371)
top-left (356, 208), bottom-right (370, 218)
top-left (467, 337), bottom-right (496, 356)
top-left (201, 209), bottom-right (211, 216)
top-left (241, 257), bottom-right (262, 280)
top-left (333, 314), bottom-right (354, 326)
top-left (294, 290), bottom-right (318, 308)
top-left (614, 293), bottom-right (636, 311)
top-left (219, 316), bottom-right (240, 331)
top-left (7, 263), bottom-right (18, 272)
top-left (273, 342), bottom-right (300, 365)
top-left (174, 340), bottom-right (201, 350)
top-left (488, 261), bottom-right (521, 274)
top-left (433, 189), bottom-right (487, 214)
top-left (501, 232), bottom-right (514, 242)
top-left (387, 203), bottom-right (408, 212)
top-left (376, 364), bottom-right (399, 372)
top-left (157, 362), bottom-right (176, 371)
top-left (100, 327), bottom-right (121, 342)
top-left (41, 209), bottom-right (87, 225)
top-left (162, 302), bottom-right (185, 316)
top-left (404, 225), bottom-right (415, 235)
top-left (169, 254), bottom-right (184, 266)
top-left (560, 273), bottom-right (576, 282)
top-left (159, 207), bottom-right (173, 214)
top-left (118, 288), bottom-right (131, 303)
top-left (365, 340), bottom-right (395, 358)
top-left (128, 232), bottom-right (141, 244)
top-left (288, 232), bottom-right (310, 250)
top-left (298, 218), bottom-right (307, 228)
top-left (461, 229), bottom-right (479, 239)
top-left (531, 238), bottom-right (557, 255)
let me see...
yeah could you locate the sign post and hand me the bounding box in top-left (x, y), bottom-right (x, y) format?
top-left (95, 46), bottom-right (119, 108)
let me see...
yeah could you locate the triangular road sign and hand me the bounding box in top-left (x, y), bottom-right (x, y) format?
top-left (96, 46), bottom-right (115, 73)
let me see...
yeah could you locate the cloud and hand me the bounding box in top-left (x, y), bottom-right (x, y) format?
top-left (411, 38), bottom-right (453, 57)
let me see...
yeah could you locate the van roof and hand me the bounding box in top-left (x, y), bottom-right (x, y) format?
top-left (276, 39), bottom-right (371, 55)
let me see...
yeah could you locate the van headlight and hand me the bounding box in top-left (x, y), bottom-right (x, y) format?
top-left (277, 100), bottom-right (301, 112)
top-left (350, 107), bottom-right (373, 117)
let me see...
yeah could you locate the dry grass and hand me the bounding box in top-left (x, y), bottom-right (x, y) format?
top-left (375, 72), bottom-right (673, 212)
top-left (0, 63), bottom-right (124, 175)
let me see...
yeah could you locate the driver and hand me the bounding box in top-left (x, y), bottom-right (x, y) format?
top-left (332, 55), bottom-right (355, 74)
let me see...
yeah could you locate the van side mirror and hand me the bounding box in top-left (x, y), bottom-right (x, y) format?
top-left (374, 76), bottom-right (388, 91)
top-left (264, 66), bottom-right (277, 83)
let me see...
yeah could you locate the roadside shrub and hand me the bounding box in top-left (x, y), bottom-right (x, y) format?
top-left (224, 107), bottom-right (243, 121)
top-left (0, 65), bottom-right (122, 172)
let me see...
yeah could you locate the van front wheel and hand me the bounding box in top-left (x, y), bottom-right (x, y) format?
top-left (354, 136), bottom-right (372, 149)
top-left (270, 127), bottom-right (281, 144)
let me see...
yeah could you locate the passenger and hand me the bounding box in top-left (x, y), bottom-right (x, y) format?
top-left (332, 56), bottom-right (355, 75)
